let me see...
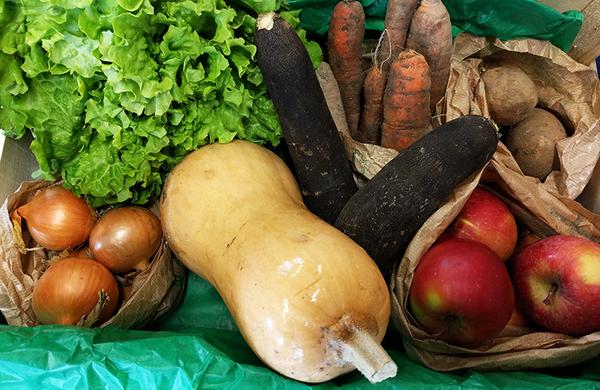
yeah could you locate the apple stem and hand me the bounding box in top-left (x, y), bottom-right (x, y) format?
top-left (542, 283), bottom-right (559, 306)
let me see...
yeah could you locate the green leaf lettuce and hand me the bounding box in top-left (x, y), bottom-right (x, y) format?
top-left (0, 0), bottom-right (322, 206)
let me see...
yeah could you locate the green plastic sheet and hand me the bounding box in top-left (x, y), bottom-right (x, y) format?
top-left (284, 0), bottom-right (584, 52)
top-left (1, 273), bottom-right (599, 389)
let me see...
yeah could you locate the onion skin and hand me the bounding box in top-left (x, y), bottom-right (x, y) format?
top-left (89, 206), bottom-right (162, 274)
top-left (32, 257), bottom-right (119, 326)
top-left (15, 186), bottom-right (97, 251)
top-left (71, 246), bottom-right (93, 259)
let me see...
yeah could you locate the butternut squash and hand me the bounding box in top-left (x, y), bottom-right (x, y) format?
top-left (160, 140), bottom-right (395, 383)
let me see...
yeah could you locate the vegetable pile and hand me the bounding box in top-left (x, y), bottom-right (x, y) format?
top-left (11, 184), bottom-right (164, 327)
top-left (0, 0), bottom-right (320, 207)
top-left (479, 65), bottom-right (570, 181)
top-left (327, 0), bottom-right (452, 150)
top-left (1, 0), bottom-right (600, 387)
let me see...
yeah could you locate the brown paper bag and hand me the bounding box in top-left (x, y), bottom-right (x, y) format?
top-left (0, 180), bottom-right (187, 328)
top-left (321, 34), bottom-right (600, 200)
top-left (317, 53), bottom-right (600, 371)
top-left (316, 62), bottom-right (399, 182)
top-left (390, 145), bottom-right (600, 371)
top-left (443, 33), bottom-right (600, 200)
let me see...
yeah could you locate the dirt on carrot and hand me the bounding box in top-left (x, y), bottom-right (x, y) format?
top-left (405, 0), bottom-right (452, 113)
top-left (381, 49), bottom-right (432, 151)
top-left (328, 0), bottom-right (366, 138)
top-left (375, 0), bottom-right (419, 71)
top-left (357, 32), bottom-right (389, 145)
top-left (358, 65), bottom-right (388, 144)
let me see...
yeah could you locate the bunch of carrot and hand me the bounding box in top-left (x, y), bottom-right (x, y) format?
top-left (327, 0), bottom-right (453, 151)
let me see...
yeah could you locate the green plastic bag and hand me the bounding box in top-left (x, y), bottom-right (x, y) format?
top-left (285, 0), bottom-right (584, 52)
top-left (2, 273), bottom-right (599, 389)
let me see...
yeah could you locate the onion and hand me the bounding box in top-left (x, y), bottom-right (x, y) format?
top-left (12, 186), bottom-right (97, 251)
top-left (89, 206), bottom-right (162, 274)
top-left (71, 246), bottom-right (93, 259)
top-left (32, 257), bottom-right (119, 326)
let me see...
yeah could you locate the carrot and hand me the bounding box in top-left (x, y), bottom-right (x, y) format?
top-left (381, 49), bottom-right (431, 151)
top-left (375, 0), bottom-right (419, 71)
top-left (357, 33), bottom-right (388, 145)
top-left (327, 0), bottom-right (365, 138)
top-left (405, 0), bottom-right (453, 113)
top-left (357, 65), bottom-right (387, 144)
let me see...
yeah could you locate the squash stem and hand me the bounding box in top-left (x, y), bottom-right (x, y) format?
top-left (326, 314), bottom-right (397, 383)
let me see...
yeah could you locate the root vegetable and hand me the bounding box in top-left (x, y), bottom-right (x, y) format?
top-left (358, 60), bottom-right (388, 144)
top-left (255, 12), bottom-right (357, 225)
top-left (375, 0), bottom-right (419, 71)
top-left (335, 115), bottom-right (499, 280)
top-left (327, 0), bottom-right (366, 137)
top-left (481, 65), bottom-right (538, 127)
top-left (381, 49), bottom-right (431, 151)
top-left (405, 0), bottom-right (453, 112)
top-left (504, 108), bottom-right (568, 180)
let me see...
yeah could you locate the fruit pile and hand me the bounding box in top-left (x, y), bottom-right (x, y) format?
top-left (408, 186), bottom-right (600, 346)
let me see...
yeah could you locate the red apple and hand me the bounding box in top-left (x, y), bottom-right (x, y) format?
top-left (512, 235), bottom-right (600, 336)
top-left (514, 232), bottom-right (541, 254)
top-left (444, 187), bottom-right (518, 261)
top-left (409, 238), bottom-right (515, 346)
top-left (506, 306), bottom-right (532, 328)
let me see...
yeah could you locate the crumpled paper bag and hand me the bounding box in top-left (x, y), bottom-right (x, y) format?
top-left (443, 33), bottom-right (600, 199)
top-left (319, 34), bottom-right (600, 200)
top-left (389, 145), bottom-right (600, 371)
top-left (0, 180), bottom-right (187, 328)
top-left (317, 50), bottom-right (600, 372)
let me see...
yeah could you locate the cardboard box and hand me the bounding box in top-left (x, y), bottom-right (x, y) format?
top-left (541, 0), bottom-right (600, 65)
top-left (0, 135), bottom-right (38, 201)
top-left (538, 0), bottom-right (594, 13)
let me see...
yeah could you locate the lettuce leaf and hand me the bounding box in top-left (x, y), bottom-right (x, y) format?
top-left (0, 0), bottom-right (322, 207)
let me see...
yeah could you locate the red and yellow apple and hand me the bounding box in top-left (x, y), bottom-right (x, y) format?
top-left (512, 235), bottom-right (600, 336)
top-left (409, 238), bottom-right (515, 346)
top-left (443, 187), bottom-right (518, 261)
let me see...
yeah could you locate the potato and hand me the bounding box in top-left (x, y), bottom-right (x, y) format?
top-left (482, 66), bottom-right (538, 126)
top-left (505, 108), bottom-right (568, 180)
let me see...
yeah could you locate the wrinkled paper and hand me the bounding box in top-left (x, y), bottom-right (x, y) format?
top-left (390, 147), bottom-right (600, 371)
top-left (444, 33), bottom-right (600, 199)
top-left (0, 180), bottom-right (187, 328)
top-left (317, 45), bottom-right (600, 371)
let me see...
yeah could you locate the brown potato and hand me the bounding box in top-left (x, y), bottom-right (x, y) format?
top-left (505, 108), bottom-right (568, 180)
top-left (482, 66), bottom-right (538, 126)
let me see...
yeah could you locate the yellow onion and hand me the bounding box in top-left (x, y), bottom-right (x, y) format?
top-left (71, 246), bottom-right (93, 259)
top-left (32, 257), bottom-right (119, 326)
top-left (89, 206), bottom-right (162, 274)
top-left (13, 186), bottom-right (97, 251)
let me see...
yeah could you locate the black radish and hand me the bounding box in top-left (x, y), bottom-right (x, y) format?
top-left (254, 12), bottom-right (357, 225)
top-left (335, 115), bottom-right (499, 280)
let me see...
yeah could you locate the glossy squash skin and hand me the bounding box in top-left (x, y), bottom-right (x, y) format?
top-left (160, 140), bottom-right (392, 383)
